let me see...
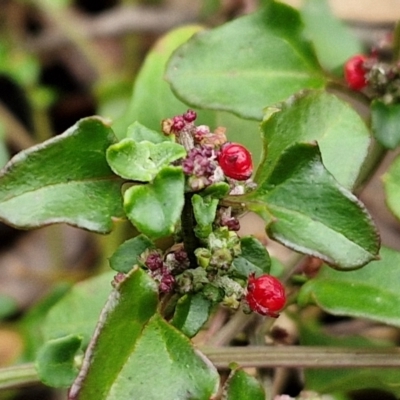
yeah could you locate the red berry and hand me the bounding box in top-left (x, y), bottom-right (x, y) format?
top-left (245, 273), bottom-right (286, 318)
top-left (183, 109), bottom-right (197, 123)
top-left (344, 55), bottom-right (368, 90)
top-left (218, 143), bottom-right (253, 181)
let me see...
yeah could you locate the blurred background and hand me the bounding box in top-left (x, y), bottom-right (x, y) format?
top-left (0, 0), bottom-right (400, 399)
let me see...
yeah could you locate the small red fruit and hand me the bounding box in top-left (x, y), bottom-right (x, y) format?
top-left (246, 273), bottom-right (286, 318)
top-left (344, 55), bottom-right (368, 90)
top-left (218, 143), bottom-right (253, 181)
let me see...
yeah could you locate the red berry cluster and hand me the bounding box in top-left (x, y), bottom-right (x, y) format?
top-left (245, 273), bottom-right (286, 318)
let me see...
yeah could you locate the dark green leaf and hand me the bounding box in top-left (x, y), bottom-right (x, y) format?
top-left (192, 194), bottom-right (219, 227)
top-left (166, 3), bottom-right (326, 120)
top-left (124, 166), bottom-right (185, 239)
top-left (232, 236), bottom-right (271, 278)
top-left (246, 143), bottom-right (379, 269)
top-left (126, 121), bottom-right (173, 143)
top-left (36, 334), bottom-right (82, 388)
top-left (256, 91), bottom-right (371, 190)
top-left (223, 367), bottom-right (265, 400)
top-left (301, 0), bottom-right (363, 72)
top-left (172, 293), bottom-right (213, 338)
top-left (0, 117), bottom-right (124, 233)
top-left (109, 234), bottom-right (154, 273)
top-left (106, 139), bottom-right (185, 181)
top-left (384, 154), bottom-right (400, 220)
top-left (298, 247), bottom-right (400, 327)
top-left (69, 269), bottom-right (218, 400)
top-left (371, 100), bottom-right (400, 149)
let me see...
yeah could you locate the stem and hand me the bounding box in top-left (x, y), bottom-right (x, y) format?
top-left (181, 193), bottom-right (200, 268)
top-left (0, 363), bottom-right (39, 390)
top-left (201, 346), bottom-right (400, 369)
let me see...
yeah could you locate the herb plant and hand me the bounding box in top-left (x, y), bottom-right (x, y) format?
top-left (1, 1), bottom-right (400, 399)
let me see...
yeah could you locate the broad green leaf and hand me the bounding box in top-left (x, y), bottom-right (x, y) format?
top-left (69, 269), bottom-right (219, 400)
top-left (0, 117), bottom-right (124, 233)
top-left (126, 121), bottom-right (173, 143)
top-left (115, 25), bottom-right (263, 166)
top-left (256, 91), bottom-right (371, 190)
top-left (124, 166), bottom-right (185, 239)
top-left (301, 0), bottom-right (363, 72)
top-left (36, 334), bottom-right (82, 388)
top-left (232, 236), bottom-right (271, 279)
top-left (384, 154), bottom-right (400, 220)
top-left (245, 143), bottom-right (379, 269)
top-left (298, 247), bottom-right (400, 327)
top-left (109, 234), bottom-right (154, 273)
top-left (166, 2), bottom-right (326, 120)
top-left (300, 321), bottom-right (400, 396)
top-left (41, 272), bottom-right (115, 347)
top-left (106, 139), bottom-right (186, 181)
top-left (172, 293), bottom-right (213, 338)
top-left (223, 367), bottom-right (265, 400)
top-left (371, 100), bottom-right (400, 149)
top-left (192, 194), bottom-right (219, 227)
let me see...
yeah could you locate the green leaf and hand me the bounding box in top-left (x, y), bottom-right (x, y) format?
top-left (166, 2), bottom-right (326, 120)
top-left (106, 139), bottom-right (186, 182)
top-left (126, 121), bottom-right (173, 143)
top-left (300, 321), bottom-right (400, 396)
top-left (36, 334), bottom-right (82, 388)
top-left (223, 367), bottom-right (265, 400)
top-left (371, 100), bottom-right (400, 149)
top-left (172, 293), bottom-right (213, 338)
top-left (41, 272), bottom-right (115, 348)
top-left (384, 154), bottom-right (400, 220)
top-left (298, 247), bottom-right (400, 327)
top-left (124, 166), bottom-right (185, 239)
top-left (69, 269), bottom-right (219, 400)
top-left (256, 90), bottom-right (371, 190)
top-left (192, 194), bottom-right (219, 227)
top-left (246, 142), bottom-right (379, 269)
top-left (109, 234), bottom-right (154, 273)
top-left (0, 117), bottom-right (124, 233)
top-left (301, 0), bottom-right (363, 72)
top-left (115, 25), bottom-right (263, 167)
top-left (232, 236), bottom-right (271, 279)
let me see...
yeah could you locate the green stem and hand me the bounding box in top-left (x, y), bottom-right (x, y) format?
top-left (181, 193), bottom-right (200, 268)
top-left (0, 363), bottom-right (39, 390)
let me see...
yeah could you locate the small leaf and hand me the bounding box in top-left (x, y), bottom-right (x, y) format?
top-left (201, 182), bottom-right (230, 199)
top-left (246, 143), bottom-right (379, 269)
top-left (106, 139), bottom-right (185, 182)
top-left (222, 367), bottom-right (265, 400)
top-left (232, 236), bottom-right (271, 278)
top-left (371, 100), bottom-right (400, 149)
top-left (172, 293), bottom-right (213, 338)
top-left (0, 117), bottom-right (124, 233)
top-left (36, 334), bottom-right (82, 388)
top-left (301, 0), bottom-right (363, 72)
top-left (166, 3), bottom-right (326, 120)
top-left (69, 269), bottom-right (219, 400)
top-left (124, 166), bottom-right (185, 239)
top-left (298, 247), bottom-right (400, 327)
top-left (384, 154), bottom-right (400, 220)
top-left (109, 234), bottom-right (154, 273)
top-left (192, 194), bottom-right (219, 227)
top-left (126, 121), bottom-right (173, 143)
top-left (256, 90), bottom-right (371, 190)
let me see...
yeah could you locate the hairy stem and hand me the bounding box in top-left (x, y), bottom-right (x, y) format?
top-left (181, 192), bottom-right (200, 268)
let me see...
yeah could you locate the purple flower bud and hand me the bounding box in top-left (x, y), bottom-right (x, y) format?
top-left (159, 271), bottom-right (175, 293)
top-left (183, 109), bottom-right (197, 123)
top-left (145, 252), bottom-right (163, 271)
top-left (172, 116), bottom-right (185, 132)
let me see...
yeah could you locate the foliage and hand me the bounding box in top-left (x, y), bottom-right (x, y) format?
top-left (1, 0), bottom-right (400, 399)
